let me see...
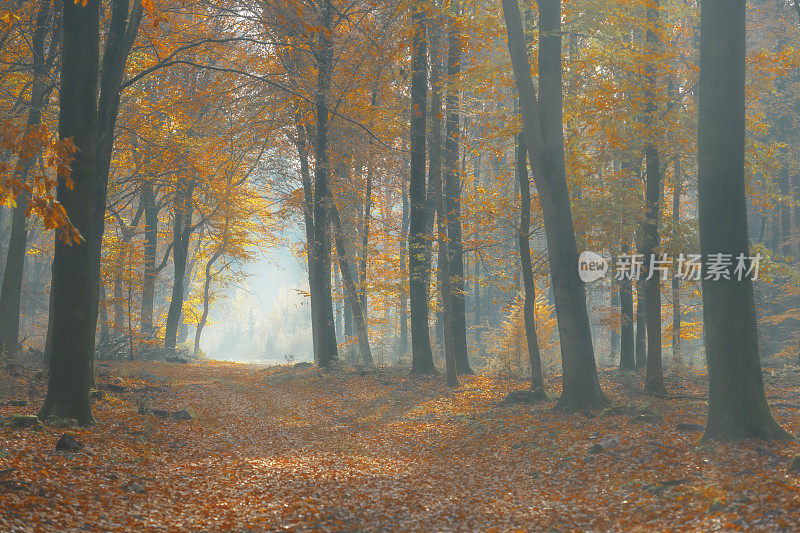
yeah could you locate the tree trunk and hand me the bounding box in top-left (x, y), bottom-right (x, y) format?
top-left (429, 22), bottom-right (445, 361)
top-left (635, 277), bottom-right (647, 368)
top-left (399, 189), bottom-right (409, 356)
top-left (428, 25), bottom-right (457, 385)
top-left (517, 134), bottom-right (546, 395)
top-left (331, 203), bottom-right (373, 366)
top-left (671, 156), bottom-right (682, 366)
top-left (445, 14), bottom-right (471, 375)
top-left (194, 250), bottom-right (222, 357)
top-left (163, 179), bottom-right (193, 353)
top-left (88, 0), bottom-right (143, 355)
top-left (0, 0), bottom-right (55, 356)
top-left (698, 0), bottom-right (789, 440)
top-left (113, 245), bottom-right (125, 335)
top-left (643, 0), bottom-right (664, 395)
top-left (619, 240), bottom-right (635, 370)
top-left (409, 5), bottom-right (435, 374)
top-left (295, 118), bottom-right (319, 363)
top-left (140, 179), bottom-right (157, 334)
top-left (610, 278), bottom-right (620, 364)
top-left (309, 0), bottom-right (338, 369)
top-left (502, 0), bottom-right (607, 411)
top-left (39, 0), bottom-right (100, 425)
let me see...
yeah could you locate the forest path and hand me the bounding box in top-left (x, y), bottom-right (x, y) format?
top-left (2, 361), bottom-right (800, 531)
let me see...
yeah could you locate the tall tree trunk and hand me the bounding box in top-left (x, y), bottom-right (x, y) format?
top-left (399, 189), bottom-right (409, 356)
top-left (334, 259), bottom-right (342, 342)
top-left (635, 276), bottom-right (647, 368)
top-left (445, 14), bottom-right (470, 375)
top-left (88, 0), bottom-right (143, 355)
top-left (331, 203), bottom-right (373, 366)
top-left (698, 0), bottom-right (789, 440)
top-left (140, 179), bottom-right (157, 334)
top-left (0, 0), bottom-right (55, 357)
top-left (671, 156), bottom-right (682, 367)
top-left (502, 0), bottom-right (607, 411)
top-left (163, 179), bottom-right (193, 353)
top-left (610, 278), bottom-right (620, 364)
top-left (780, 150), bottom-right (791, 256)
top-left (295, 118), bottom-right (319, 363)
top-left (428, 25), bottom-right (457, 385)
top-left (194, 250), bottom-right (222, 357)
top-left (39, 0), bottom-right (100, 425)
top-left (311, 0), bottom-right (338, 368)
top-left (618, 241), bottom-right (635, 370)
top-left (429, 22), bottom-right (445, 360)
top-left (517, 134), bottom-right (545, 395)
top-left (643, 0), bottom-right (665, 395)
top-left (113, 245), bottom-right (125, 335)
top-left (473, 153), bottom-right (483, 358)
top-left (409, 5), bottom-right (435, 374)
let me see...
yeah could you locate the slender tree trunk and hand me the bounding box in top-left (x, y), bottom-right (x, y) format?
top-left (163, 179), bottom-right (193, 353)
top-left (88, 0), bottom-right (143, 355)
top-left (619, 241), bottom-right (635, 370)
top-left (409, 5), bottom-right (435, 374)
top-left (331, 203), bottom-right (373, 366)
top-left (698, 0), bottom-right (789, 440)
top-left (635, 276), bottom-right (647, 368)
top-left (445, 14), bottom-right (470, 375)
top-left (502, 0), bottom-right (607, 411)
top-left (98, 281), bottom-right (109, 348)
top-left (334, 260), bottom-right (342, 342)
top-left (517, 134), bottom-right (545, 395)
top-left (671, 156), bottom-right (682, 366)
top-left (474, 153), bottom-right (483, 357)
top-left (39, 0), bottom-right (100, 425)
top-left (194, 250), bottom-right (222, 357)
top-left (113, 245), bottom-right (125, 335)
top-left (140, 179), bottom-right (157, 334)
top-left (0, 0), bottom-right (55, 356)
top-left (429, 22), bottom-right (445, 361)
top-left (610, 279), bottom-right (620, 364)
top-left (295, 118), bottom-right (318, 363)
top-left (399, 189), bottom-right (409, 356)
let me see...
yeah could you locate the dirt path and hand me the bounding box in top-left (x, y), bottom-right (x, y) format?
top-left (2, 361), bottom-right (800, 531)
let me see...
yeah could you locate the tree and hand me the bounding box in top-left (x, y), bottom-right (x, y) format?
top-left (409, 5), bottom-right (435, 375)
top-left (444, 11), bottom-right (470, 375)
top-left (643, 0), bottom-right (664, 395)
top-left (310, 0), bottom-right (338, 369)
top-left (38, 0), bottom-right (100, 425)
top-left (698, 0), bottom-right (789, 441)
top-left (517, 134), bottom-right (545, 397)
top-left (0, 0), bottom-right (57, 357)
top-left (502, 0), bottom-right (608, 411)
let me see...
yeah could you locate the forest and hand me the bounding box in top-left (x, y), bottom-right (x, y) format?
top-left (2, 0), bottom-right (800, 529)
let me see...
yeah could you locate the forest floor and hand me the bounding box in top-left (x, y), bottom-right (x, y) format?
top-left (2, 360), bottom-right (800, 531)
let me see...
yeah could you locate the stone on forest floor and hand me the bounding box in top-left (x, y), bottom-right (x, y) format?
top-left (7, 415), bottom-right (42, 429)
top-left (9, 399), bottom-right (27, 407)
top-left (588, 437), bottom-right (619, 454)
top-left (55, 434), bottom-right (83, 452)
top-left (503, 389), bottom-right (547, 404)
